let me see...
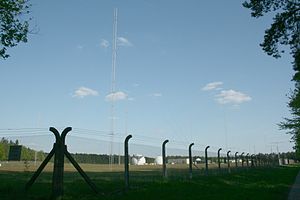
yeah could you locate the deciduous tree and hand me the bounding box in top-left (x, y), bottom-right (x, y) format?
top-left (0, 0), bottom-right (31, 59)
top-left (243, 0), bottom-right (300, 156)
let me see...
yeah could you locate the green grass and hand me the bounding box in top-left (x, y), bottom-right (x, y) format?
top-left (0, 165), bottom-right (299, 200)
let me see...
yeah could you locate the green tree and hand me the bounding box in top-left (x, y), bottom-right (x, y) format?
top-left (0, 138), bottom-right (10, 160)
top-left (243, 0), bottom-right (300, 155)
top-left (0, 143), bottom-right (5, 160)
top-left (0, 0), bottom-right (31, 59)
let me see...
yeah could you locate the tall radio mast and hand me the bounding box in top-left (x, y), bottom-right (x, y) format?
top-left (109, 8), bottom-right (118, 168)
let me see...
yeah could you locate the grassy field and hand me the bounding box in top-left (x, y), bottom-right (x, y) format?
top-left (0, 163), bottom-right (299, 200)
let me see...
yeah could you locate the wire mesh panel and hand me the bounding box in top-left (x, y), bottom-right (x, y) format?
top-left (0, 126), bottom-right (278, 196)
top-left (64, 128), bottom-right (126, 190)
top-left (128, 141), bottom-right (164, 183)
top-left (127, 139), bottom-right (208, 181)
top-left (0, 128), bottom-right (54, 173)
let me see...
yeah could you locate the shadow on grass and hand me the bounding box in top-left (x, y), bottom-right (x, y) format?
top-left (0, 165), bottom-right (299, 200)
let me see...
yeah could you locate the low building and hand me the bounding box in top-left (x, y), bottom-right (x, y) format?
top-left (168, 158), bottom-right (189, 164)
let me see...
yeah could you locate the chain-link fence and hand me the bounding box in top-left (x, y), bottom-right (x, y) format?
top-left (0, 127), bottom-right (288, 194)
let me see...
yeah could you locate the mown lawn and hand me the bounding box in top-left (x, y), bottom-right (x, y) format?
top-left (0, 165), bottom-right (299, 200)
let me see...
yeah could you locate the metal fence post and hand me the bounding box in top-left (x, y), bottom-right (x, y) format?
top-left (241, 152), bottom-right (245, 168)
top-left (50, 127), bottom-right (71, 199)
top-left (235, 152), bottom-right (238, 169)
top-left (124, 134), bottom-right (132, 189)
top-left (218, 148), bottom-right (222, 173)
top-left (275, 154), bottom-right (278, 166)
top-left (162, 139), bottom-right (169, 179)
top-left (251, 154), bottom-right (254, 167)
top-left (26, 127), bottom-right (99, 198)
top-left (246, 153), bottom-right (250, 168)
top-left (205, 146), bottom-right (210, 175)
top-left (264, 155), bottom-right (267, 166)
top-left (227, 151), bottom-right (231, 173)
top-left (189, 143), bottom-right (194, 179)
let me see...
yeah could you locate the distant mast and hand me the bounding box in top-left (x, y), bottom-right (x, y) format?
top-left (110, 8), bottom-right (118, 168)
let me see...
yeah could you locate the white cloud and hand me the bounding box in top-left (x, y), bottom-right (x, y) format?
top-left (105, 91), bottom-right (128, 102)
top-left (100, 39), bottom-right (109, 48)
top-left (150, 93), bottom-right (162, 97)
top-left (73, 87), bottom-right (99, 98)
top-left (202, 82), bottom-right (223, 91)
top-left (117, 37), bottom-right (132, 46)
top-left (76, 45), bottom-right (83, 49)
top-left (216, 90), bottom-right (251, 104)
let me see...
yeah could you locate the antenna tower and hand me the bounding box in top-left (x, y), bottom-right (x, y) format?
top-left (109, 8), bottom-right (118, 169)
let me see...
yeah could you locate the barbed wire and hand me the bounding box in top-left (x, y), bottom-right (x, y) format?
top-left (0, 127), bottom-right (281, 154)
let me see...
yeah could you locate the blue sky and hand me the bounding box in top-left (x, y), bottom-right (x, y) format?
top-left (0, 0), bottom-right (295, 154)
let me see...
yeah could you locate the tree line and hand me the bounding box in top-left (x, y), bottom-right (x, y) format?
top-left (0, 137), bottom-right (45, 161)
top-left (0, 138), bottom-right (153, 164)
top-left (1, 137), bottom-right (299, 164)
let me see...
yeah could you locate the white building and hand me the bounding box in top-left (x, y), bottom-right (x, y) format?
top-left (154, 156), bottom-right (163, 165)
top-left (168, 158), bottom-right (189, 164)
top-left (131, 154), bottom-right (146, 165)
